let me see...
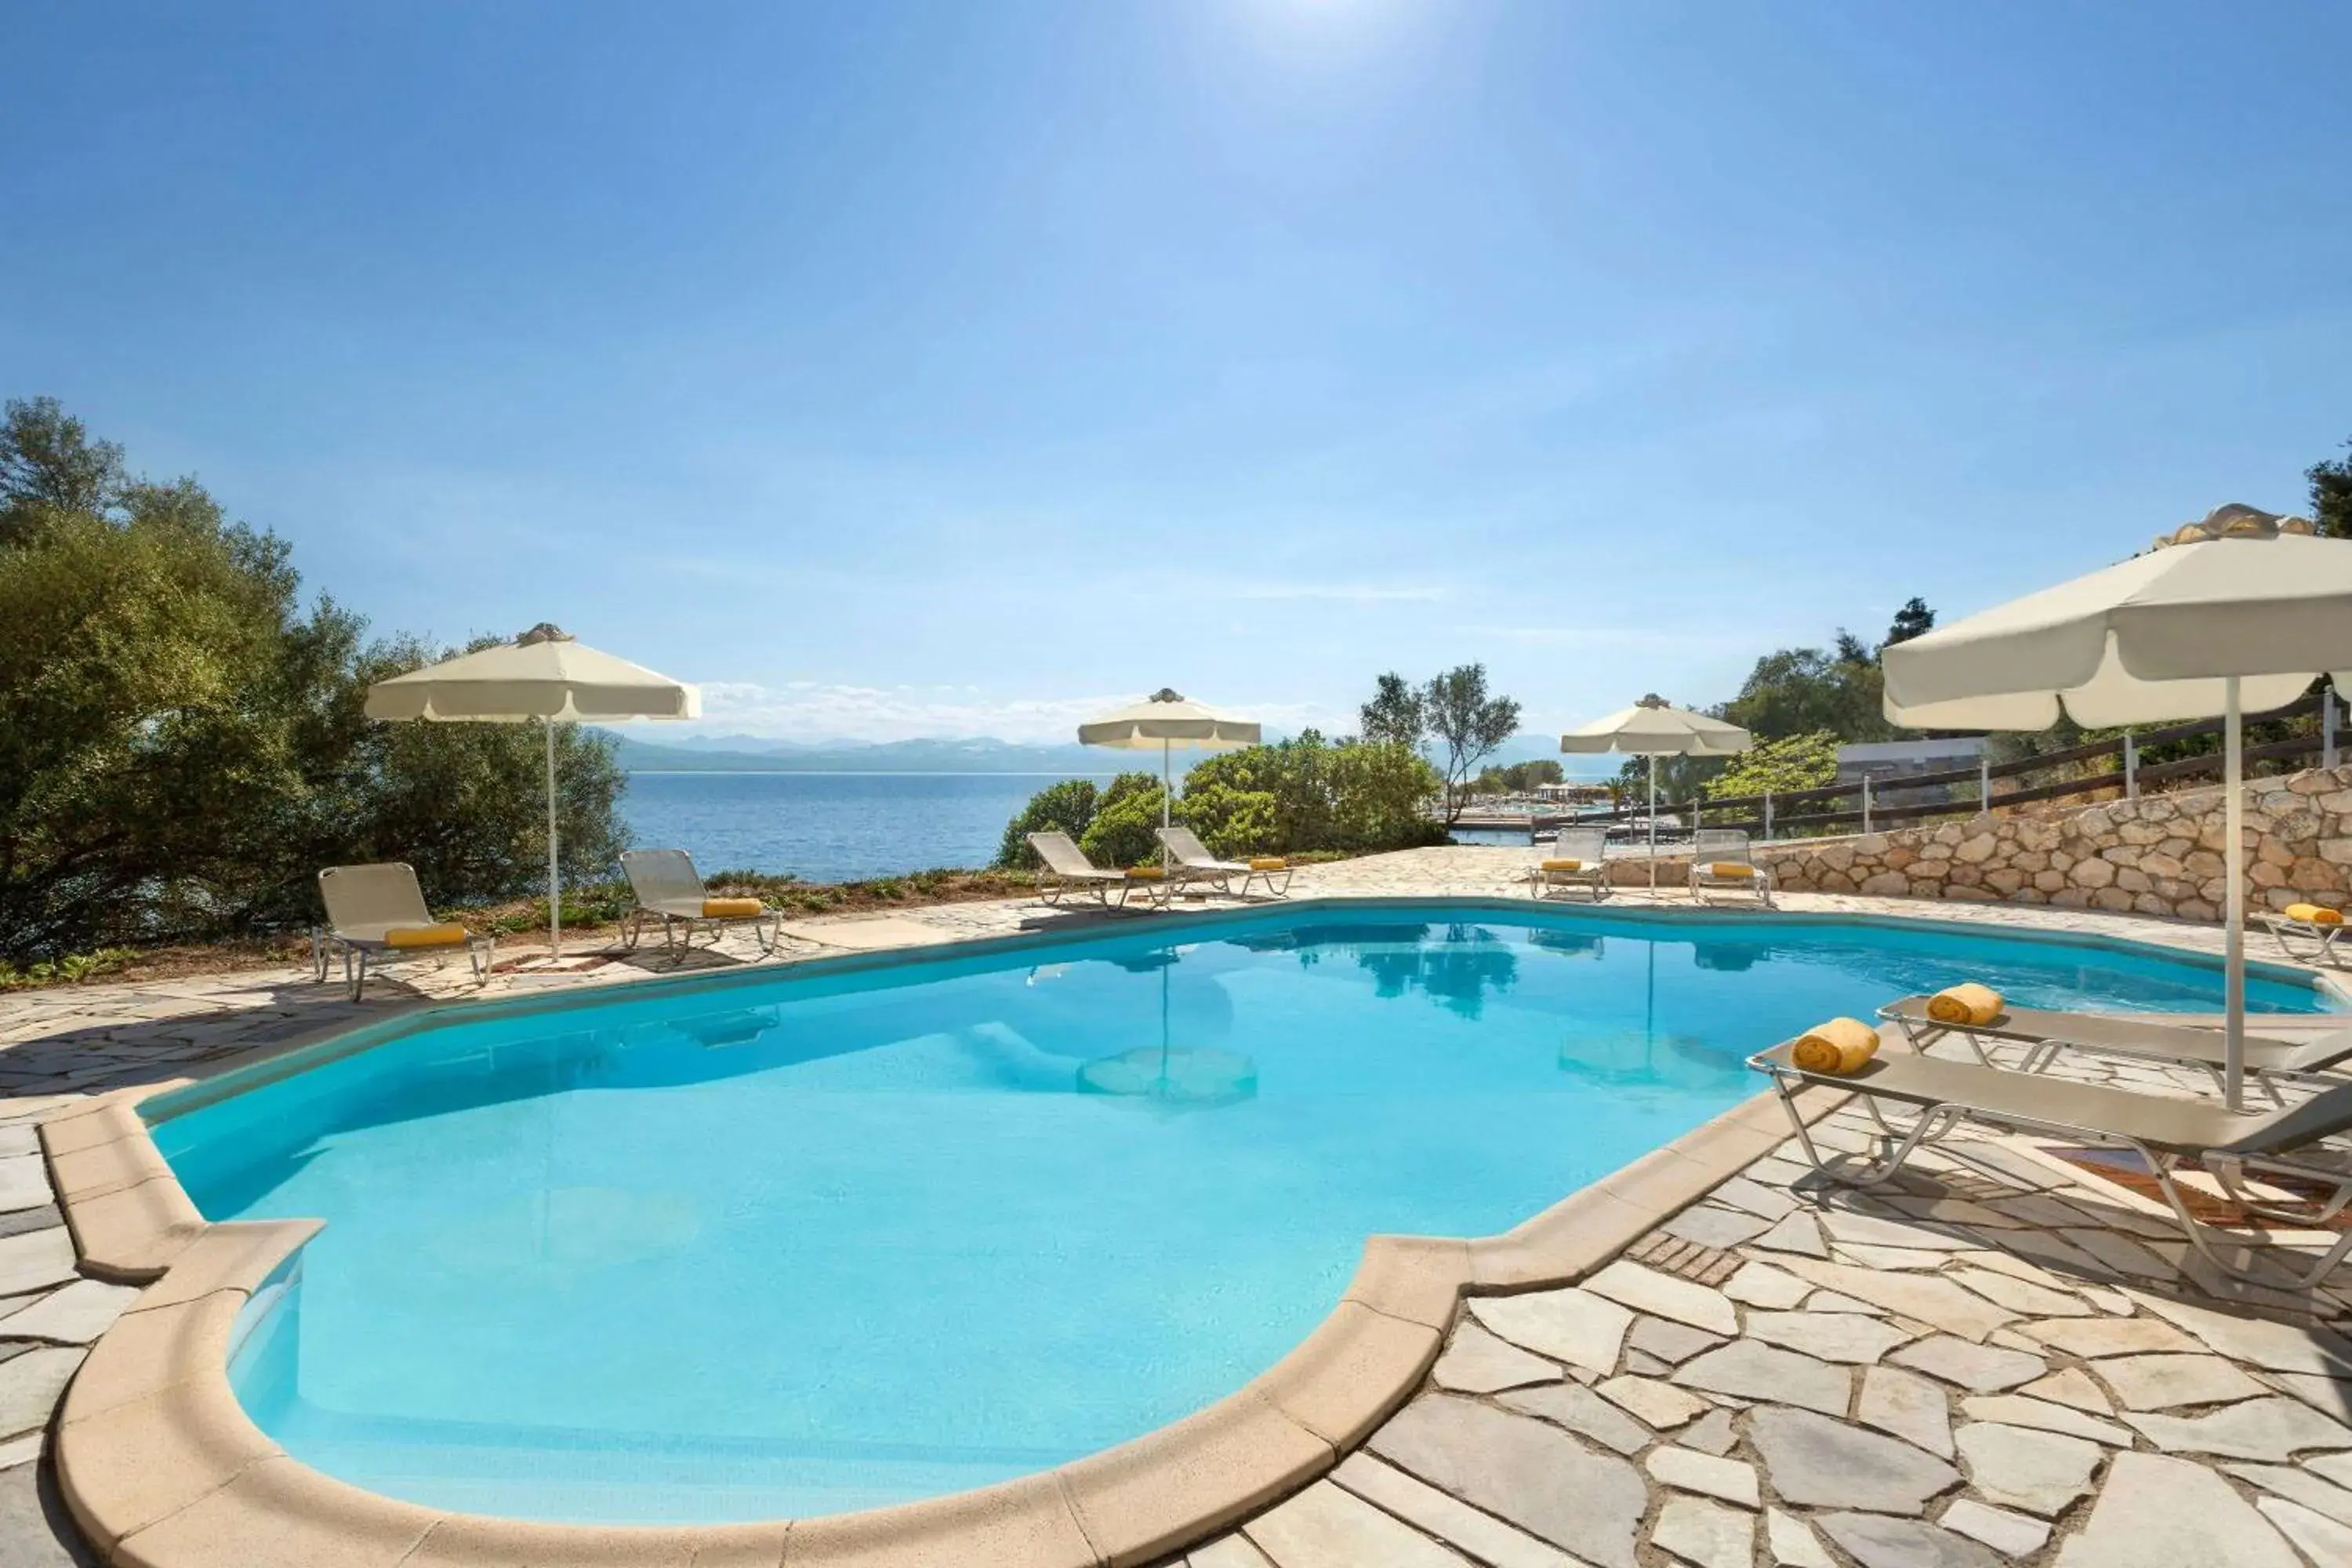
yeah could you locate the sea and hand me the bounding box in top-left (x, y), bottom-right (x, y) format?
top-left (619, 771), bottom-right (1119, 884)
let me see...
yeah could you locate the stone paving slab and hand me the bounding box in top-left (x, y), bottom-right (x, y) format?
top-left (7, 844), bottom-right (2352, 1566)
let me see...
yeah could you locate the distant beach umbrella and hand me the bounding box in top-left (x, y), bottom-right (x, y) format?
top-left (1078, 690), bottom-right (1261, 869)
top-left (365, 624), bottom-right (699, 961)
top-left (1882, 503), bottom-right (2346, 1107)
top-left (1560, 696), bottom-right (1751, 890)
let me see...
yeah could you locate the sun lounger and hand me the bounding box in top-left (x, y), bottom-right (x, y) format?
top-left (315, 863), bottom-right (495, 1000)
top-left (620, 848), bottom-right (783, 960)
top-left (1688, 829), bottom-right (1772, 906)
top-left (1881, 993), bottom-right (2352, 1106)
top-left (1156, 826), bottom-right (1291, 898)
top-left (1751, 1038), bottom-right (2352, 1287)
top-left (1027, 831), bottom-right (1160, 908)
top-left (2260, 903), bottom-right (2349, 966)
top-left (1530, 826), bottom-right (1610, 902)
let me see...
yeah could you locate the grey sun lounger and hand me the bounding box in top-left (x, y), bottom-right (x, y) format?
top-left (1530, 826), bottom-right (1610, 902)
top-left (315, 863), bottom-right (496, 1001)
top-left (1687, 828), bottom-right (1773, 906)
top-left (619, 848), bottom-right (784, 960)
top-left (1155, 826), bottom-right (1291, 899)
top-left (2260, 908), bottom-right (2349, 967)
top-left (1027, 831), bottom-right (1160, 909)
top-left (1880, 993), bottom-right (2352, 1106)
top-left (1750, 1040), bottom-right (2352, 1287)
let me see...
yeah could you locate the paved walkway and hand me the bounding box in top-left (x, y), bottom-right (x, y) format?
top-left (5, 846), bottom-right (2352, 1565)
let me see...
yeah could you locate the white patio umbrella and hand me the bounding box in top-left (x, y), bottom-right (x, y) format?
top-left (1077, 689), bottom-right (1261, 868)
top-left (1561, 696), bottom-right (1752, 890)
top-left (365, 624), bottom-right (700, 960)
top-left (1882, 503), bottom-right (2348, 1109)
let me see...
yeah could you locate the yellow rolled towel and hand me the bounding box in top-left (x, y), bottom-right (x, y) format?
top-left (385, 923), bottom-right (470, 949)
top-left (1926, 982), bottom-right (2005, 1025)
top-left (1707, 862), bottom-right (1755, 879)
top-left (2286, 902), bottom-right (2344, 927)
top-left (1249, 857), bottom-right (1287, 871)
top-left (1541, 858), bottom-right (1584, 872)
top-left (702, 898), bottom-right (764, 919)
top-left (1125, 867), bottom-right (1164, 880)
top-left (1790, 1018), bottom-right (1881, 1076)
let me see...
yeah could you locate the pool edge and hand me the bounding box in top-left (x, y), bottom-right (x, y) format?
top-left (42, 1069), bottom-right (1847, 1568)
top-left (44, 887), bottom-right (2314, 1566)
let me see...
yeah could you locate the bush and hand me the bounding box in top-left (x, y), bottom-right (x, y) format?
top-left (999, 735), bottom-right (1442, 869)
top-left (1326, 741), bottom-right (1450, 851)
top-left (0, 397), bottom-right (629, 960)
top-left (1704, 730), bottom-right (1841, 800)
top-left (1079, 782), bottom-right (1170, 869)
top-left (1178, 782), bottom-right (1281, 858)
top-left (993, 777), bottom-right (1100, 868)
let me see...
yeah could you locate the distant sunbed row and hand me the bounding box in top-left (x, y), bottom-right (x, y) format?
top-left (314, 849), bottom-right (783, 1000)
top-left (1756, 985), bottom-right (2352, 1288)
top-left (1528, 826), bottom-right (1774, 906)
top-left (314, 830), bottom-right (1291, 1000)
top-left (1026, 827), bottom-right (1291, 909)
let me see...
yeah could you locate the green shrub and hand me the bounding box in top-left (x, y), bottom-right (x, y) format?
top-left (1000, 737), bottom-right (1441, 868)
top-left (1178, 782), bottom-right (1280, 858)
top-left (993, 778), bottom-right (1100, 868)
top-left (1079, 783), bottom-right (1170, 869)
top-left (1704, 730), bottom-right (1841, 800)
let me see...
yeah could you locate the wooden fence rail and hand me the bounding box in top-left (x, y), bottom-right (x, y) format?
top-left (1563, 692), bottom-right (2341, 843)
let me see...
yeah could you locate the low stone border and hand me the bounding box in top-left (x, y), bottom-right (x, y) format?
top-left (38, 891), bottom-right (2318, 1567)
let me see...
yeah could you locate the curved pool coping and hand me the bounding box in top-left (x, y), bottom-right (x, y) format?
top-left (35, 895), bottom-right (2338, 1567)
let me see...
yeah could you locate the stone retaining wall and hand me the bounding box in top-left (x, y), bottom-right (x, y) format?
top-left (1747, 764), bottom-right (2352, 921)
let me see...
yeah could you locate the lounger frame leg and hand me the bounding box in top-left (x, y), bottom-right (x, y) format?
top-left (1764, 1070), bottom-right (1962, 1188)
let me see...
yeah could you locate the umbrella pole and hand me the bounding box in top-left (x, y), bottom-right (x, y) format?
top-left (2224, 677), bottom-right (2245, 1112)
top-left (546, 717), bottom-right (561, 962)
top-left (1647, 754), bottom-right (1658, 892)
top-left (1162, 737), bottom-right (1172, 873)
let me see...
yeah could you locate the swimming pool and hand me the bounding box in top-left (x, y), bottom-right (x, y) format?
top-left (147, 901), bottom-right (2337, 1524)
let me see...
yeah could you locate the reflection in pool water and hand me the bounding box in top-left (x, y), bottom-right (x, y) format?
top-left (158, 903), bottom-right (2335, 1524)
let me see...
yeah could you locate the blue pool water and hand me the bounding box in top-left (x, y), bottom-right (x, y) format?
top-left (151, 903), bottom-right (2336, 1523)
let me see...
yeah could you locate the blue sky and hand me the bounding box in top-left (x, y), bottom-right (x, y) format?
top-left (7, 1), bottom-right (2350, 747)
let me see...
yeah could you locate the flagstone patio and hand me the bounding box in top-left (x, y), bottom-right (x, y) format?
top-left (5, 844), bottom-right (2351, 1565)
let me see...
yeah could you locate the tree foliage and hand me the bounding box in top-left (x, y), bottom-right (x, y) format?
top-left (2311, 436), bottom-right (2352, 541)
top-left (1359, 673), bottom-right (1427, 750)
top-left (993, 735), bottom-right (1443, 869)
top-left (993, 777), bottom-right (1102, 869)
top-left (1472, 759), bottom-right (1564, 794)
top-left (1703, 730), bottom-right (1842, 800)
top-left (0, 397), bottom-right (626, 960)
top-left (1421, 664), bottom-right (1522, 825)
top-left (1884, 597), bottom-right (1936, 646)
top-left (1720, 644), bottom-right (1893, 743)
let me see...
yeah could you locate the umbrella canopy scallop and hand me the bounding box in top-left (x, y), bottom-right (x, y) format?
top-left (1076, 689), bottom-right (1261, 750)
top-left (1882, 506), bottom-right (2349, 730)
top-left (1879, 503), bottom-right (2345, 1111)
top-left (1559, 695), bottom-right (1751, 757)
top-left (364, 625), bottom-right (702, 723)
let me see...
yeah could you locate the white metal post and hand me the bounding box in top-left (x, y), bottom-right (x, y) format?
top-left (2326, 687), bottom-right (2339, 772)
top-left (2223, 677), bottom-right (2245, 1112)
top-left (2125, 731), bottom-right (2139, 801)
top-left (1977, 753), bottom-right (1991, 814)
top-left (1161, 736), bottom-right (1172, 872)
top-left (1646, 753), bottom-right (1658, 891)
top-left (545, 717), bottom-right (561, 960)
top-left (1861, 775), bottom-right (1872, 835)
top-left (1764, 792), bottom-right (1773, 841)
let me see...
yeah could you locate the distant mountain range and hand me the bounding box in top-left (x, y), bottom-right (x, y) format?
top-left (604, 730), bottom-right (1609, 777)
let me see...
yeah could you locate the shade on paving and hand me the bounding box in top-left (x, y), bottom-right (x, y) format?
top-left (1882, 503), bottom-right (2352, 1107)
top-left (1560, 695), bottom-right (1752, 889)
top-left (1077, 689), bottom-right (1261, 869)
top-left (365, 623), bottom-right (700, 958)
